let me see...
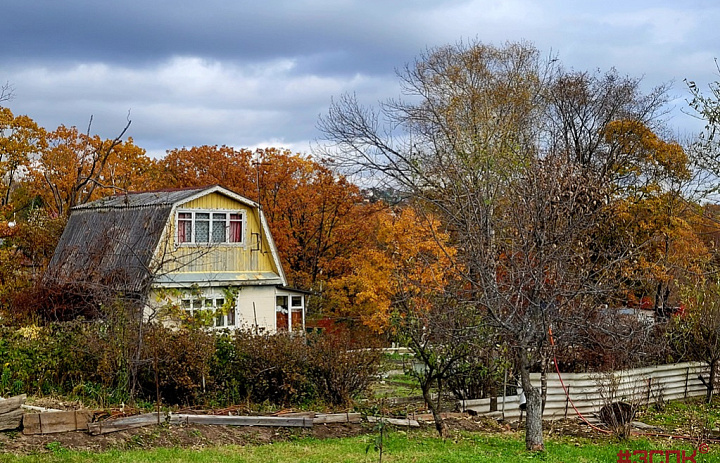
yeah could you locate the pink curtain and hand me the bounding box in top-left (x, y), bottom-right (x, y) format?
top-left (230, 214), bottom-right (242, 242)
top-left (178, 213), bottom-right (191, 243)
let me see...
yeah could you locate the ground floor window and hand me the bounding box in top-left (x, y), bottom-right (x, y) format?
top-left (291, 296), bottom-right (303, 330)
top-left (276, 293), bottom-right (304, 332)
top-left (276, 296), bottom-right (289, 332)
top-left (182, 294), bottom-right (235, 328)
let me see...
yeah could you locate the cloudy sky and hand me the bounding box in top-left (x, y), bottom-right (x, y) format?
top-left (2, 0), bottom-right (719, 158)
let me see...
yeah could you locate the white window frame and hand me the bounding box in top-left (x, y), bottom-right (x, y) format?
top-left (275, 292), bottom-right (305, 333)
top-left (181, 293), bottom-right (236, 328)
top-left (176, 209), bottom-right (245, 245)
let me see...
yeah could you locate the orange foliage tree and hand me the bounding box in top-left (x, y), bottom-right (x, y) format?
top-left (600, 120), bottom-right (706, 313)
top-left (0, 107), bottom-right (46, 207)
top-left (29, 123), bottom-right (157, 216)
top-left (162, 145), bottom-right (254, 192)
top-left (323, 207), bottom-right (455, 332)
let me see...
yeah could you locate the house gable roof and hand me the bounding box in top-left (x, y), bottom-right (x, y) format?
top-left (45, 202), bottom-right (171, 295)
top-left (46, 185), bottom-right (286, 296)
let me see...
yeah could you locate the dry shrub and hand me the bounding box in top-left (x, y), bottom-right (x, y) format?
top-left (139, 325), bottom-right (215, 405)
top-left (1, 317), bottom-right (382, 408)
top-left (232, 330), bottom-right (316, 405)
top-left (309, 331), bottom-right (383, 406)
top-left (594, 372), bottom-right (644, 439)
top-left (209, 330), bottom-right (382, 407)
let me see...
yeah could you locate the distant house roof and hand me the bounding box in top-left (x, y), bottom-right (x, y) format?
top-left (44, 185), bottom-right (268, 297)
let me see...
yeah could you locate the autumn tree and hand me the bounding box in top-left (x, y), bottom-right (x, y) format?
top-left (29, 120), bottom-right (138, 217)
top-left (596, 120), bottom-right (705, 314)
top-left (161, 145), bottom-right (255, 193)
top-left (252, 149), bottom-right (380, 291)
top-left (319, 40), bottom-right (664, 450)
top-left (0, 107), bottom-right (46, 206)
top-left (546, 68), bottom-right (669, 181)
top-left (0, 108), bottom-right (52, 314)
top-left (544, 68), bottom-right (705, 315)
top-left (323, 207), bottom-right (454, 332)
top-left (100, 137), bottom-right (160, 192)
top-left (320, 204), bottom-right (465, 435)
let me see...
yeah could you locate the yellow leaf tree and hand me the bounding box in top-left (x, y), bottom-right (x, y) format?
top-left (323, 207), bottom-right (455, 333)
top-left (0, 107), bottom-right (46, 206)
top-left (601, 120), bottom-right (706, 313)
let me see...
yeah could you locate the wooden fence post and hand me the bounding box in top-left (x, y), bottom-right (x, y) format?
top-left (564, 386), bottom-right (570, 420)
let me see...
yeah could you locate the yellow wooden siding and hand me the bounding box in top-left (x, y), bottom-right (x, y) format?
top-left (155, 192), bottom-right (277, 275)
top-left (181, 193), bottom-right (245, 210)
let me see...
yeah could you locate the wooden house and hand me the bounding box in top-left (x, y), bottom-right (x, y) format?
top-left (45, 185), bottom-right (306, 334)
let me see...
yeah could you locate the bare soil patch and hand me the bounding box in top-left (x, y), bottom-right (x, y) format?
top-left (0, 421), bottom-right (371, 455)
top-left (0, 409), bottom-right (612, 456)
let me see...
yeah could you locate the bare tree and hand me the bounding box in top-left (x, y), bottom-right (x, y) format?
top-left (0, 82), bottom-right (13, 104)
top-left (396, 290), bottom-right (481, 437)
top-left (546, 68), bottom-right (669, 180)
top-left (318, 40), bottom-right (661, 450)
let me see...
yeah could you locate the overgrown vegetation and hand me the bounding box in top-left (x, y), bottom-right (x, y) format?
top-left (0, 319), bottom-right (382, 409)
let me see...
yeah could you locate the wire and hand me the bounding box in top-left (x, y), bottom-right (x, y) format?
top-left (548, 325), bottom-right (611, 434)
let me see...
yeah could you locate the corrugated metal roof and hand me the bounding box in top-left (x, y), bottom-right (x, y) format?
top-left (45, 205), bottom-right (171, 294)
top-left (73, 187), bottom-right (209, 210)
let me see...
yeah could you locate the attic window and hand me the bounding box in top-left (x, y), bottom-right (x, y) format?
top-left (177, 210), bottom-right (244, 244)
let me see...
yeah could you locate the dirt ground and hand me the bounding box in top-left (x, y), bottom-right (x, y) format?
top-left (0, 413), bottom-right (607, 455)
top-left (0, 421), bottom-right (368, 455)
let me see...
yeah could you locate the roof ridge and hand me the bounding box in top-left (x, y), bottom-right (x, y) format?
top-left (72, 185), bottom-right (253, 211)
top-left (117, 185), bottom-right (217, 196)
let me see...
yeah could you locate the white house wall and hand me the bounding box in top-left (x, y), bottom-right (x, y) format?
top-left (146, 285), bottom-right (280, 334)
top-left (235, 285), bottom-right (277, 334)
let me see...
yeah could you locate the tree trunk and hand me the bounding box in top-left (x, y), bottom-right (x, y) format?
top-left (519, 358), bottom-right (544, 451)
top-left (422, 383), bottom-right (447, 438)
top-left (540, 351), bottom-right (550, 415)
top-left (707, 359), bottom-right (717, 404)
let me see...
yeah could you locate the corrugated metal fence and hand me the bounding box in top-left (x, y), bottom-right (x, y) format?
top-left (458, 362), bottom-right (709, 421)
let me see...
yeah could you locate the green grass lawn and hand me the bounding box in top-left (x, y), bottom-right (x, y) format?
top-left (370, 372), bottom-right (421, 400)
top-left (1, 433), bottom-right (716, 463)
top-left (639, 396), bottom-right (720, 433)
